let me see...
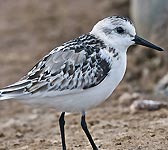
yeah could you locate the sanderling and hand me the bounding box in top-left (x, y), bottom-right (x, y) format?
top-left (0, 16), bottom-right (164, 150)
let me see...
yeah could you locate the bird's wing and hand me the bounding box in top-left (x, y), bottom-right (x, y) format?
top-left (0, 34), bottom-right (111, 99)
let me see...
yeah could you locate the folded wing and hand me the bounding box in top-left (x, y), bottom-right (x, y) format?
top-left (0, 34), bottom-right (111, 100)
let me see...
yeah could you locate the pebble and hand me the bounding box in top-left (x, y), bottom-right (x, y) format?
top-left (52, 140), bottom-right (58, 145)
top-left (115, 142), bottom-right (122, 145)
top-left (130, 100), bottom-right (168, 113)
top-left (119, 92), bottom-right (141, 106)
top-left (20, 145), bottom-right (29, 150)
top-left (13, 142), bottom-right (20, 146)
top-left (0, 133), bottom-right (5, 138)
top-left (28, 114), bottom-right (38, 121)
top-left (35, 138), bottom-right (46, 143)
top-left (16, 132), bottom-right (24, 138)
top-left (149, 133), bottom-right (155, 137)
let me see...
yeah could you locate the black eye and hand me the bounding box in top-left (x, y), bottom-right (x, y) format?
top-left (116, 27), bottom-right (125, 34)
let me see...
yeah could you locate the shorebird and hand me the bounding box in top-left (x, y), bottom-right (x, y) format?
top-left (0, 16), bottom-right (164, 150)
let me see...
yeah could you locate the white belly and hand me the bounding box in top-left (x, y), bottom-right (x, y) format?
top-left (23, 54), bottom-right (127, 112)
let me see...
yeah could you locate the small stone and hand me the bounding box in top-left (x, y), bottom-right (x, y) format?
top-left (52, 140), bottom-right (58, 145)
top-left (16, 132), bottom-right (24, 138)
top-left (35, 138), bottom-right (45, 143)
top-left (132, 93), bottom-right (140, 99)
top-left (115, 142), bottom-right (122, 145)
top-left (130, 100), bottom-right (168, 113)
top-left (20, 145), bottom-right (29, 150)
top-left (40, 139), bottom-right (45, 143)
top-left (28, 114), bottom-right (38, 120)
top-left (119, 92), bottom-right (140, 106)
top-left (13, 141), bottom-right (20, 146)
top-left (150, 133), bottom-right (155, 137)
top-left (119, 93), bottom-right (133, 106)
top-left (0, 133), bottom-right (5, 138)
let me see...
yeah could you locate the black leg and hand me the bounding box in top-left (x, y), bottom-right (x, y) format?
top-left (59, 112), bottom-right (66, 150)
top-left (81, 114), bottom-right (98, 150)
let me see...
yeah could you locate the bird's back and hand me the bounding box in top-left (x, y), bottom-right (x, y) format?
top-left (0, 34), bottom-right (112, 101)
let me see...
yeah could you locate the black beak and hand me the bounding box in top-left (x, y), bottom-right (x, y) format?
top-left (133, 35), bottom-right (164, 51)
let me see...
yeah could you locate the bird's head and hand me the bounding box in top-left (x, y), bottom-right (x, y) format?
top-left (91, 16), bottom-right (164, 52)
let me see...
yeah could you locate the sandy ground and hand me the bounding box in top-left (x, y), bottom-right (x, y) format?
top-left (0, 99), bottom-right (168, 150)
top-left (0, 0), bottom-right (168, 150)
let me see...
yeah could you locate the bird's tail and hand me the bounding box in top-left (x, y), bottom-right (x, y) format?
top-left (0, 80), bottom-right (31, 100)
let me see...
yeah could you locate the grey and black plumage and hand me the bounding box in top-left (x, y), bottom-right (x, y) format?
top-left (0, 34), bottom-right (112, 100)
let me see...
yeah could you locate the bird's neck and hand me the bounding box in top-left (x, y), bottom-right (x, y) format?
top-left (88, 32), bottom-right (126, 63)
top-left (90, 31), bottom-right (128, 53)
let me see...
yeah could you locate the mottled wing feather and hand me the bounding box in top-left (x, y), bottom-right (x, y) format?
top-left (22, 34), bottom-right (111, 95)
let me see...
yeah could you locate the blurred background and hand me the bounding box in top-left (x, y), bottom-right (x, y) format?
top-left (0, 0), bottom-right (168, 149)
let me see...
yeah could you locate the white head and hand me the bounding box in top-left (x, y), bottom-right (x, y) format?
top-left (90, 16), bottom-right (164, 52)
